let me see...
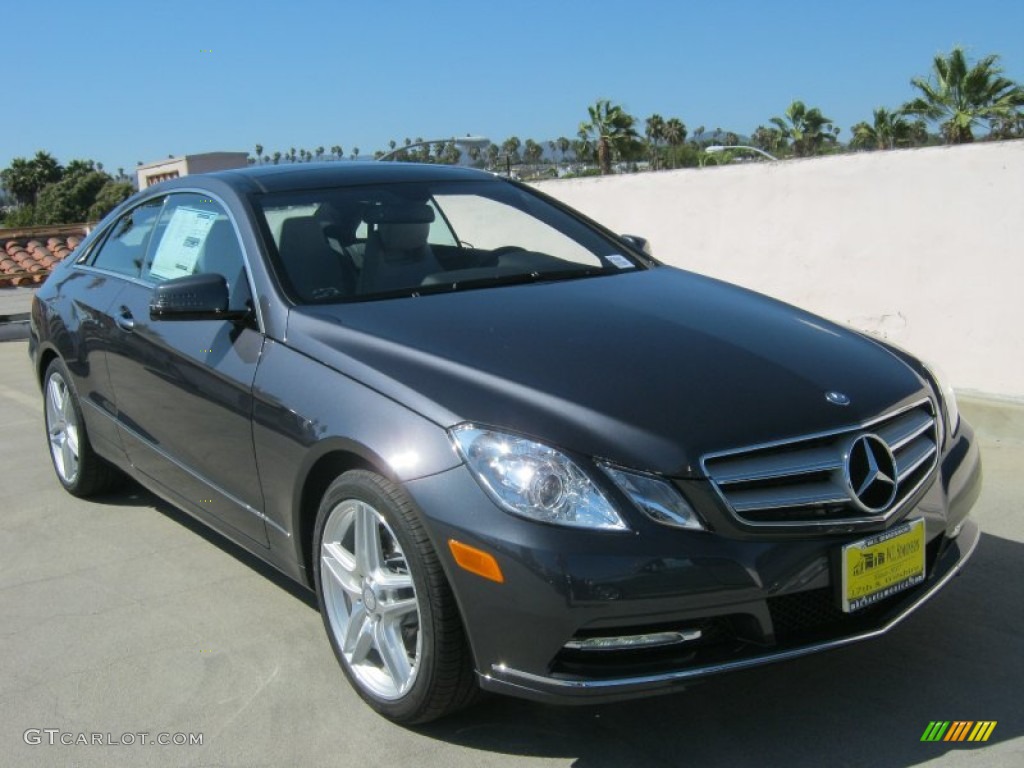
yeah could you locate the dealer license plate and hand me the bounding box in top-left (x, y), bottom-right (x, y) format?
top-left (840, 518), bottom-right (926, 613)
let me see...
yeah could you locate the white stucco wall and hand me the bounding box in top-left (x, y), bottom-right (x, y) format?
top-left (534, 140), bottom-right (1024, 399)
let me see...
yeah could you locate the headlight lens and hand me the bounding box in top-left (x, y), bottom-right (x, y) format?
top-left (601, 465), bottom-right (706, 531)
top-left (923, 360), bottom-right (960, 440)
top-left (451, 426), bottom-right (628, 531)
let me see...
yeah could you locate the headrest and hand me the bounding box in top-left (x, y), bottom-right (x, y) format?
top-left (378, 221), bottom-right (430, 252)
top-left (365, 202), bottom-right (435, 225)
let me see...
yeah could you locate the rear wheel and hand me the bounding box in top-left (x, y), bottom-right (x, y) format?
top-left (43, 359), bottom-right (121, 497)
top-left (314, 470), bottom-right (478, 723)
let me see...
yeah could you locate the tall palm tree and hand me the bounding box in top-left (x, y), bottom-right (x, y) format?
top-left (770, 100), bottom-right (837, 157)
top-left (501, 136), bottom-right (522, 165)
top-left (556, 136), bottom-right (571, 161)
top-left (254, 144), bottom-right (263, 163)
top-left (905, 46), bottom-right (1024, 144)
top-left (663, 118), bottom-right (686, 146)
top-left (645, 114), bottom-right (665, 168)
top-left (331, 145), bottom-right (343, 160)
top-left (578, 99), bottom-right (639, 175)
top-left (524, 139), bottom-right (544, 165)
top-left (849, 108), bottom-right (915, 150)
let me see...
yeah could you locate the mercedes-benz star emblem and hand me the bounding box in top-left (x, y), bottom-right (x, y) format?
top-left (844, 434), bottom-right (898, 513)
top-left (826, 391), bottom-right (851, 406)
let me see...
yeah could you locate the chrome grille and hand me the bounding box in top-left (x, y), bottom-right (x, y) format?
top-left (702, 399), bottom-right (939, 527)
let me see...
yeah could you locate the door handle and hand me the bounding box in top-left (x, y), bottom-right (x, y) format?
top-left (115, 307), bottom-right (135, 332)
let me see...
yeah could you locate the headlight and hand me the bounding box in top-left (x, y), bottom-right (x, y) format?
top-left (923, 360), bottom-right (960, 440)
top-left (601, 465), bottom-right (706, 531)
top-left (451, 426), bottom-right (628, 531)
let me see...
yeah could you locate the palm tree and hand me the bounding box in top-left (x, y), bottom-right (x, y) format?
top-left (645, 114), bottom-right (665, 168)
top-left (663, 118), bottom-right (686, 146)
top-left (331, 145), bottom-right (343, 160)
top-left (905, 46), bottom-right (1024, 144)
top-left (751, 125), bottom-right (784, 154)
top-left (501, 136), bottom-right (522, 165)
top-left (849, 108), bottom-right (915, 150)
top-left (578, 99), bottom-right (640, 175)
top-left (316, 146), bottom-right (325, 160)
top-left (351, 147), bottom-right (360, 160)
top-left (556, 136), bottom-right (572, 161)
top-left (254, 144), bottom-right (263, 164)
top-left (524, 139), bottom-right (544, 165)
top-left (272, 151), bottom-right (282, 165)
top-left (770, 100), bottom-right (838, 157)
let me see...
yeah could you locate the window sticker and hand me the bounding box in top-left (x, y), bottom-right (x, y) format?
top-left (149, 207), bottom-right (218, 280)
top-left (606, 253), bottom-right (633, 269)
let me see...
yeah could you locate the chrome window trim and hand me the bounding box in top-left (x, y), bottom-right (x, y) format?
top-left (71, 188), bottom-right (265, 333)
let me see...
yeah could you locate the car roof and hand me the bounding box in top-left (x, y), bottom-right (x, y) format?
top-left (177, 161), bottom-right (501, 194)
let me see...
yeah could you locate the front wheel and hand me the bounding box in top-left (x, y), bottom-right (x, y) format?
top-left (313, 470), bottom-right (478, 723)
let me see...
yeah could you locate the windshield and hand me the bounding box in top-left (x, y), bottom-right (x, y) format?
top-left (254, 179), bottom-right (644, 303)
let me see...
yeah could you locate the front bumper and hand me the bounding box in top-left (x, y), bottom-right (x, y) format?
top-left (404, 423), bottom-right (982, 704)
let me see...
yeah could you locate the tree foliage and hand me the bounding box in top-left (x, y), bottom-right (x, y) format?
top-left (849, 108), bottom-right (919, 150)
top-left (770, 101), bottom-right (839, 157)
top-left (905, 46), bottom-right (1024, 143)
top-left (578, 99), bottom-right (641, 174)
top-left (1, 154), bottom-right (127, 226)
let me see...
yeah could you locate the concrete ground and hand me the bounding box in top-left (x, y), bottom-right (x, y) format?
top-left (0, 286), bottom-right (36, 318)
top-left (1, 338), bottom-right (1021, 768)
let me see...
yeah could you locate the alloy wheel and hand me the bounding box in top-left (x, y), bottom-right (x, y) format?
top-left (320, 499), bottom-right (422, 700)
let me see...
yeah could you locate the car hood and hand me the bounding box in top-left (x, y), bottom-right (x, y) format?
top-left (287, 268), bottom-right (926, 476)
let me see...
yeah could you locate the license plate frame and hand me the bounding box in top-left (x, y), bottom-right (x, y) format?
top-left (840, 518), bottom-right (926, 613)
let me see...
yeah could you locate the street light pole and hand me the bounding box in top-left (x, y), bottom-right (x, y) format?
top-left (377, 136), bottom-right (491, 162)
top-left (705, 145), bottom-right (780, 162)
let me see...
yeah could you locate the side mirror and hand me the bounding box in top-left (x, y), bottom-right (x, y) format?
top-left (620, 234), bottom-right (652, 257)
top-left (150, 273), bottom-right (248, 322)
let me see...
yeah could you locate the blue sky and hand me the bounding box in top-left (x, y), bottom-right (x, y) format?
top-left (4, 0), bottom-right (1023, 173)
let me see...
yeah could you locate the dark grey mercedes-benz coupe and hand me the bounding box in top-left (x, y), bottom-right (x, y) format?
top-left (29, 162), bottom-right (981, 723)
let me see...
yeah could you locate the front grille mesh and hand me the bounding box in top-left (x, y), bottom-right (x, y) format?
top-left (702, 399), bottom-right (938, 527)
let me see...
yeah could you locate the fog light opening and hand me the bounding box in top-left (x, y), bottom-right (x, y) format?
top-left (564, 629), bottom-right (702, 652)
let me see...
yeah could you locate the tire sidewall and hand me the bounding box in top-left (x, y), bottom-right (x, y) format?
top-left (313, 470), bottom-right (441, 722)
top-left (43, 358), bottom-right (87, 494)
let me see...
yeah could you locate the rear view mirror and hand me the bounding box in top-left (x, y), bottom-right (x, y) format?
top-left (150, 273), bottom-right (247, 322)
top-left (620, 234), bottom-right (652, 257)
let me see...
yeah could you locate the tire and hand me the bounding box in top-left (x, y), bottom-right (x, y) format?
top-left (42, 358), bottom-right (122, 497)
top-left (313, 470), bottom-right (479, 724)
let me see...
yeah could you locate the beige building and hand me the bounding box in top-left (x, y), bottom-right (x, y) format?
top-left (136, 152), bottom-right (249, 189)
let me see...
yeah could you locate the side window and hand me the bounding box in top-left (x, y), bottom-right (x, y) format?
top-left (143, 194), bottom-right (252, 311)
top-left (426, 200), bottom-right (458, 247)
top-left (89, 198), bottom-right (164, 277)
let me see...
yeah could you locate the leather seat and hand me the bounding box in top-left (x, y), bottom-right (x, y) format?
top-left (278, 216), bottom-right (355, 301)
top-left (358, 203), bottom-right (441, 294)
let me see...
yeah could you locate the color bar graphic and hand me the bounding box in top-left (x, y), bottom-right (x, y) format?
top-left (920, 721), bottom-right (996, 742)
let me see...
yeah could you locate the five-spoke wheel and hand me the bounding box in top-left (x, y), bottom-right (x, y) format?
top-left (314, 470), bottom-right (478, 723)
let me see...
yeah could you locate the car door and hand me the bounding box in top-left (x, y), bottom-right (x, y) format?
top-left (60, 197), bottom-right (167, 463)
top-left (104, 192), bottom-right (269, 545)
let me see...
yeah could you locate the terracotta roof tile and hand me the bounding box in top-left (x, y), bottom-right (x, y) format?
top-left (0, 233), bottom-right (83, 287)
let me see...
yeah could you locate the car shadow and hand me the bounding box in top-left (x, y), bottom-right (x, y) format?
top-left (95, 479), bottom-right (1021, 765)
top-left (95, 478), bottom-right (318, 610)
top-left (414, 532), bottom-right (1021, 767)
